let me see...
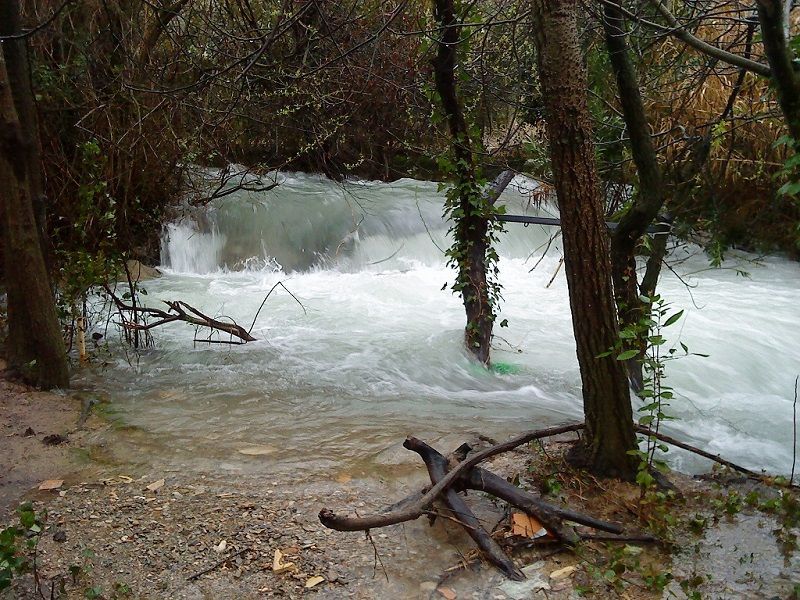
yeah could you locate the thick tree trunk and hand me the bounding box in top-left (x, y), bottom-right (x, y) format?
top-left (432, 0), bottom-right (494, 365)
top-left (0, 47), bottom-right (70, 389)
top-left (603, 3), bottom-right (668, 391)
top-left (757, 0), bottom-right (800, 139)
top-left (0, 0), bottom-right (50, 266)
top-left (530, 0), bottom-right (637, 478)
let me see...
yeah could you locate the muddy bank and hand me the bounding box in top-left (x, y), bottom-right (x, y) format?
top-left (2, 374), bottom-right (799, 599)
top-left (0, 372), bottom-right (108, 521)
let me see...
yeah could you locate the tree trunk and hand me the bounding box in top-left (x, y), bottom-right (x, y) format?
top-left (432, 0), bottom-right (495, 365)
top-left (0, 47), bottom-right (70, 389)
top-left (530, 0), bottom-right (637, 479)
top-left (0, 0), bottom-right (50, 268)
top-left (757, 0), bottom-right (800, 139)
top-left (603, 3), bottom-right (668, 392)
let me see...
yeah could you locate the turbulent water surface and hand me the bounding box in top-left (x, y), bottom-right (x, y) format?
top-left (76, 172), bottom-right (800, 478)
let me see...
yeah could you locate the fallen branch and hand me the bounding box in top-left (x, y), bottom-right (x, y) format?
top-left (634, 424), bottom-right (763, 479)
top-left (319, 422), bottom-right (585, 531)
top-left (105, 286), bottom-right (256, 343)
top-left (405, 437), bottom-right (525, 580)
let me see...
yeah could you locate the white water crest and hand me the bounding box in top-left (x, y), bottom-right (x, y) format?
top-left (79, 172), bottom-right (800, 478)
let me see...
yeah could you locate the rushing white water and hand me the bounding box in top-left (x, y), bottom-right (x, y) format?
top-left (78, 172), bottom-right (800, 478)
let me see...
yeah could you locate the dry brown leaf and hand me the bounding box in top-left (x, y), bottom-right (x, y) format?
top-left (550, 565), bottom-right (577, 580)
top-left (335, 473), bottom-right (352, 484)
top-left (272, 549), bottom-right (296, 573)
top-left (38, 479), bottom-right (63, 491)
top-left (437, 587), bottom-right (457, 600)
top-left (305, 576), bottom-right (325, 588)
top-left (146, 479), bottom-right (165, 492)
top-left (511, 512), bottom-right (547, 538)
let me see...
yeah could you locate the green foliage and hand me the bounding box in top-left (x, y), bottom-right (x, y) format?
top-left (56, 140), bottom-right (123, 319)
top-left (583, 543), bottom-right (673, 594)
top-left (619, 295), bottom-right (702, 492)
top-left (0, 503), bottom-right (44, 592)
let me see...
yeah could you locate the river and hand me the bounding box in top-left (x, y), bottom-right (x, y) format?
top-left (75, 172), bottom-right (800, 480)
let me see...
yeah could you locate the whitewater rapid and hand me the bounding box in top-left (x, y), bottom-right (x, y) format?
top-left (76, 172), bottom-right (800, 478)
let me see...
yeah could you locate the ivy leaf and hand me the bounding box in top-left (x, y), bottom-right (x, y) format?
top-left (616, 349), bottom-right (639, 361)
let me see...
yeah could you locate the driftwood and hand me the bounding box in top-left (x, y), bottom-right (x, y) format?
top-left (405, 437), bottom-right (525, 580)
top-left (105, 286), bottom-right (256, 343)
top-left (320, 423), bottom-right (625, 580)
top-left (321, 420), bottom-right (785, 579)
top-left (319, 423), bottom-right (585, 532)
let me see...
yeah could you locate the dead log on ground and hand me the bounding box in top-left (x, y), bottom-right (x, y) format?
top-left (320, 421), bottom-right (787, 579)
top-left (320, 423), bottom-right (624, 580)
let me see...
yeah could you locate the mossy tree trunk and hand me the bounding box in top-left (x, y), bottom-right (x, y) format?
top-left (0, 0), bottom-right (50, 270)
top-left (530, 0), bottom-right (637, 479)
top-left (0, 36), bottom-right (70, 389)
top-left (603, 3), bottom-right (668, 392)
top-left (432, 0), bottom-right (495, 365)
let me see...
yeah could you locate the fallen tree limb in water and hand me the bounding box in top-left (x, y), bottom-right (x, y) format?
top-left (406, 437), bottom-right (525, 580)
top-left (105, 286), bottom-right (257, 343)
top-left (319, 423), bottom-right (585, 531)
top-left (321, 420), bottom-right (793, 578)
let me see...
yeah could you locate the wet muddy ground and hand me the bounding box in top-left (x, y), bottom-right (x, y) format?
top-left (2, 372), bottom-right (798, 599)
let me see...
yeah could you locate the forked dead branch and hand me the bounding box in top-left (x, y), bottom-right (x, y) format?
top-left (104, 280), bottom-right (306, 345)
top-left (319, 421), bottom-right (781, 580)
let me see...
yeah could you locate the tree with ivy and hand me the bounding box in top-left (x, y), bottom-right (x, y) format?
top-left (431, 0), bottom-right (505, 366)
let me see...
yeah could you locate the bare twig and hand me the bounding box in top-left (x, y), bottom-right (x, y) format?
top-left (792, 375), bottom-right (798, 486)
top-left (187, 547), bottom-right (251, 581)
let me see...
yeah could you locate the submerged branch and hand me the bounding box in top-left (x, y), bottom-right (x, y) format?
top-left (105, 286), bottom-right (257, 343)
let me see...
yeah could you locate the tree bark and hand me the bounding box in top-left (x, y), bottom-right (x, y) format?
top-left (530, 0), bottom-right (637, 479)
top-left (756, 0), bottom-right (800, 140)
top-left (603, 3), bottom-right (668, 391)
top-left (0, 0), bottom-right (50, 268)
top-left (432, 0), bottom-right (495, 365)
top-left (0, 47), bottom-right (70, 389)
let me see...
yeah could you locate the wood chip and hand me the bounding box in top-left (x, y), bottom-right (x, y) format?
top-left (550, 565), bottom-right (577, 580)
top-left (272, 549), bottom-right (295, 573)
top-left (146, 479), bottom-right (165, 492)
top-left (38, 479), bottom-right (64, 491)
top-left (305, 576), bottom-right (325, 588)
top-left (437, 587), bottom-right (457, 600)
top-left (237, 445), bottom-right (276, 456)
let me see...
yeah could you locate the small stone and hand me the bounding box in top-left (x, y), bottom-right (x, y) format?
top-left (53, 530), bottom-right (67, 543)
top-left (419, 581), bottom-right (437, 592)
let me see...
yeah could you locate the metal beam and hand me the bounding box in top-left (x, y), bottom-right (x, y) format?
top-left (495, 214), bottom-right (663, 234)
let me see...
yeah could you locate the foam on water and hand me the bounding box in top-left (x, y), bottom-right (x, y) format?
top-left (77, 172), bottom-right (800, 477)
